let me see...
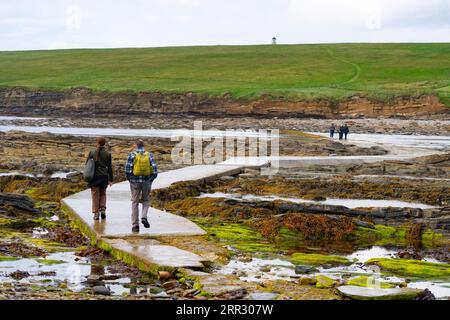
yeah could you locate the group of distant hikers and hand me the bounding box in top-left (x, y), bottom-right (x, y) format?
top-left (329, 123), bottom-right (350, 140)
top-left (84, 137), bottom-right (157, 233)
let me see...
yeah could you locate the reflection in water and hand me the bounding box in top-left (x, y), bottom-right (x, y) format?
top-left (93, 220), bottom-right (106, 234)
top-left (91, 263), bottom-right (105, 277)
top-left (198, 192), bottom-right (438, 209)
top-left (218, 246), bottom-right (450, 299)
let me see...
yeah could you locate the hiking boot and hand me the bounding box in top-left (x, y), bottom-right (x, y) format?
top-left (93, 212), bottom-right (100, 220)
top-left (132, 225), bottom-right (139, 233)
top-left (141, 218), bottom-right (150, 228)
top-left (100, 211), bottom-right (106, 220)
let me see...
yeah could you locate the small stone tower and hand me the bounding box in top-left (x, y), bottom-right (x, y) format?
top-left (272, 37), bottom-right (277, 45)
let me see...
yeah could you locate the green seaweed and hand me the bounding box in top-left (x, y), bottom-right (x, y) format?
top-left (35, 259), bottom-right (66, 265)
top-left (366, 258), bottom-right (450, 279)
top-left (290, 252), bottom-right (352, 266)
top-left (197, 221), bottom-right (281, 254)
top-left (355, 225), bottom-right (407, 246)
top-left (346, 276), bottom-right (397, 288)
top-left (0, 255), bottom-right (20, 262)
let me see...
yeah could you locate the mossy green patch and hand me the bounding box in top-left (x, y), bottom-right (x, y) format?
top-left (290, 252), bottom-right (352, 267)
top-left (0, 255), bottom-right (20, 261)
top-left (421, 229), bottom-right (446, 247)
top-left (196, 221), bottom-right (281, 254)
top-left (347, 276), bottom-right (396, 288)
top-left (28, 238), bottom-right (72, 253)
top-left (355, 225), bottom-right (447, 248)
top-left (35, 259), bottom-right (66, 265)
top-left (366, 258), bottom-right (450, 279)
top-left (0, 216), bottom-right (58, 230)
top-left (355, 225), bottom-right (407, 246)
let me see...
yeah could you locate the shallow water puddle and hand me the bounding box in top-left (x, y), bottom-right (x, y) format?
top-left (218, 257), bottom-right (298, 282)
top-left (311, 132), bottom-right (450, 151)
top-left (217, 246), bottom-right (450, 299)
top-left (0, 171), bottom-right (78, 179)
top-left (0, 125), bottom-right (273, 138)
top-left (0, 252), bottom-right (91, 290)
top-left (198, 192), bottom-right (437, 209)
top-left (0, 251), bottom-right (137, 295)
top-left (0, 116), bottom-right (47, 121)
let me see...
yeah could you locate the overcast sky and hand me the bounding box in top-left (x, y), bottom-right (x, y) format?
top-left (1, 0), bottom-right (449, 51)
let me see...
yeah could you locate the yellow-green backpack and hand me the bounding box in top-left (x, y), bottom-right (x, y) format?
top-left (133, 152), bottom-right (153, 176)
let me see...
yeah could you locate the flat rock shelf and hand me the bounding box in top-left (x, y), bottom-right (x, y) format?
top-left (337, 285), bottom-right (423, 300)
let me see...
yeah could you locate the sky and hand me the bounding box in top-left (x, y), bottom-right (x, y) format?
top-left (0, 0), bottom-right (449, 51)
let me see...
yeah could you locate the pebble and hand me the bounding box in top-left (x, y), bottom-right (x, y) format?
top-left (295, 265), bottom-right (319, 274)
top-left (163, 280), bottom-right (180, 290)
top-left (92, 285), bottom-right (111, 296)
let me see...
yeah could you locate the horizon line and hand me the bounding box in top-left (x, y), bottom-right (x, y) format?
top-left (1, 41), bottom-right (450, 53)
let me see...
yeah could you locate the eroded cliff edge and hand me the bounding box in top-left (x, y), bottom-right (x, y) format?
top-left (0, 87), bottom-right (448, 119)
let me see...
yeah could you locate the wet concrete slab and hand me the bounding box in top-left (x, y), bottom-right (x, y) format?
top-left (105, 238), bottom-right (205, 269)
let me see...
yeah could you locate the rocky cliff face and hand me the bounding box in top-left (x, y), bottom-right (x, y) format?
top-left (0, 87), bottom-right (448, 119)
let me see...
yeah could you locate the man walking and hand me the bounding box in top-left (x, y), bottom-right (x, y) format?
top-left (125, 140), bottom-right (158, 233)
top-left (338, 125), bottom-right (344, 140)
top-left (343, 124), bottom-right (349, 140)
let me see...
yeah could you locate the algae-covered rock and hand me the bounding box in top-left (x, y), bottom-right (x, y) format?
top-left (346, 276), bottom-right (396, 288)
top-left (337, 285), bottom-right (422, 300)
top-left (290, 252), bottom-right (352, 267)
top-left (298, 277), bottom-right (317, 286)
top-left (366, 258), bottom-right (450, 279)
top-left (0, 192), bottom-right (38, 216)
top-left (315, 275), bottom-right (335, 289)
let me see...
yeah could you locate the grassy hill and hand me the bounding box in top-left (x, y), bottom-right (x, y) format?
top-left (0, 43), bottom-right (449, 104)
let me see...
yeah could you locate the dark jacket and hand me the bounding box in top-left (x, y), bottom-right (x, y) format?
top-left (343, 125), bottom-right (349, 134)
top-left (86, 147), bottom-right (113, 188)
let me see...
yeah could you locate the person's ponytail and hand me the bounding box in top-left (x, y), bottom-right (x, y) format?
top-left (95, 137), bottom-right (106, 161)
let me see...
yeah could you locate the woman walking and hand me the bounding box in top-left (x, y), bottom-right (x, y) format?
top-left (329, 123), bottom-right (336, 138)
top-left (86, 137), bottom-right (113, 220)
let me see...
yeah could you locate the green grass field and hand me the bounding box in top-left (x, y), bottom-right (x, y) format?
top-left (0, 43), bottom-right (449, 104)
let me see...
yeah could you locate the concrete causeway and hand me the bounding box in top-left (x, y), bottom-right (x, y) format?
top-left (62, 163), bottom-right (262, 271)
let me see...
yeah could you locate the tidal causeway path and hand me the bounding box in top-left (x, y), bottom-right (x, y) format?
top-left (62, 163), bottom-right (265, 272)
top-left (62, 133), bottom-right (450, 274)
